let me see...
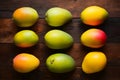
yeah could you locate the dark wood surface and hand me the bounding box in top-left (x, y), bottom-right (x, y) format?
top-left (0, 0), bottom-right (120, 80)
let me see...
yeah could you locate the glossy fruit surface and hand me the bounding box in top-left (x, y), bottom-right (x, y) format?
top-left (13, 7), bottom-right (39, 27)
top-left (45, 7), bottom-right (72, 27)
top-left (46, 53), bottom-right (75, 73)
top-left (80, 6), bottom-right (108, 26)
top-left (82, 51), bottom-right (107, 74)
top-left (13, 53), bottom-right (40, 73)
top-left (80, 28), bottom-right (107, 48)
top-left (44, 29), bottom-right (73, 49)
top-left (14, 30), bottom-right (39, 48)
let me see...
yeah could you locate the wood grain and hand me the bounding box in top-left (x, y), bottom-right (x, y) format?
top-left (0, 18), bottom-right (120, 43)
top-left (0, 0), bottom-right (120, 18)
top-left (0, 18), bottom-right (120, 80)
top-left (0, 43), bottom-right (120, 80)
top-left (0, 0), bottom-right (120, 80)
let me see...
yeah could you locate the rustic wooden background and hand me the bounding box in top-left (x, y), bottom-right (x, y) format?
top-left (0, 0), bottom-right (120, 80)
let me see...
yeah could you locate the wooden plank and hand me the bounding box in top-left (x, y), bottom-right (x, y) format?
top-left (0, 0), bottom-right (120, 18)
top-left (0, 18), bottom-right (120, 43)
top-left (0, 0), bottom-right (120, 80)
top-left (0, 43), bottom-right (120, 80)
top-left (1, 43), bottom-right (120, 66)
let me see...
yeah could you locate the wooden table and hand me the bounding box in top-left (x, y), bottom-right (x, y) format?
top-left (0, 0), bottom-right (120, 80)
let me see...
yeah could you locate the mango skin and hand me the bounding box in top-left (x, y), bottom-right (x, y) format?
top-left (13, 53), bottom-right (40, 73)
top-left (45, 7), bottom-right (72, 27)
top-left (80, 28), bottom-right (107, 48)
top-left (82, 51), bottom-right (107, 74)
top-left (46, 53), bottom-right (75, 73)
top-left (13, 7), bottom-right (39, 27)
top-left (80, 6), bottom-right (109, 26)
top-left (14, 30), bottom-right (39, 48)
top-left (44, 29), bottom-right (74, 49)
